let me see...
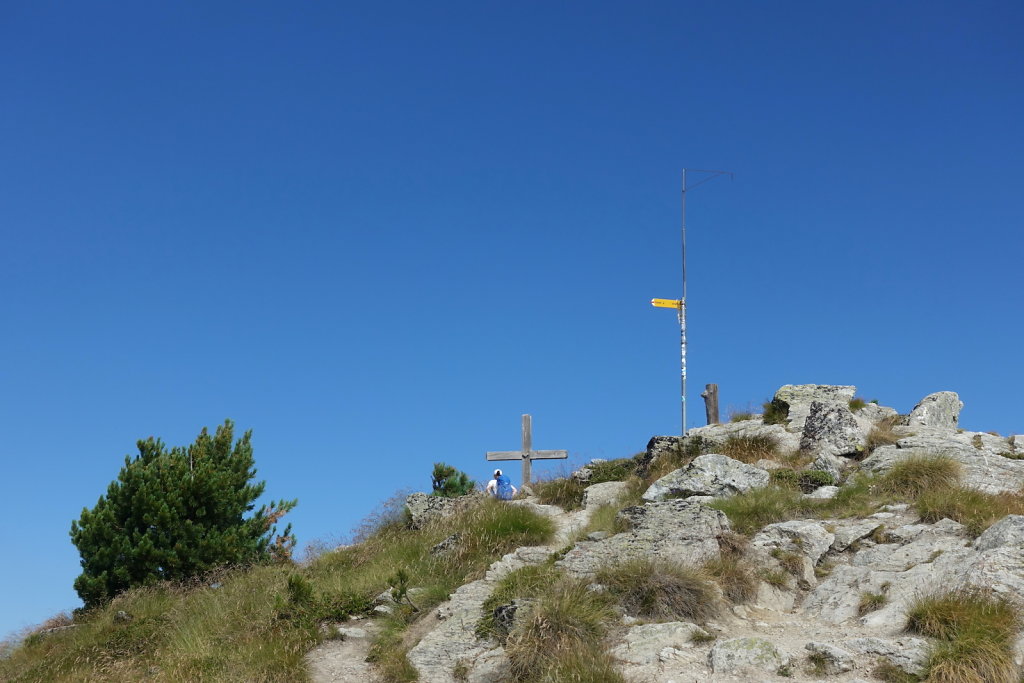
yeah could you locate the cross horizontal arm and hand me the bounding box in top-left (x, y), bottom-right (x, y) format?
top-left (531, 450), bottom-right (568, 460)
top-left (486, 451), bottom-right (524, 461)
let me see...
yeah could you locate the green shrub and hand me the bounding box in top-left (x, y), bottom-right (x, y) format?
top-left (431, 462), bottom-right (476, 497)
top-left (596, 558), bottom-right (719, 622)
top-left (848, 397), bottom-right (868, 412)
top-left (876, 454), bottom-right (960, 498)
top-left (762, 399), bottom-right (789, 425)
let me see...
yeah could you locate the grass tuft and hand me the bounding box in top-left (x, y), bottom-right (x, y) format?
top-left (876, 455), bottom-right (961, 498)
top-left (907, 588), bottom-right (1019, 683)
top-left (720, 434), bottom-right (779, 464)
top-left (858, 591), bottom-right (887, 615)
top-left (533, 477), bottom-right (586, 511)
top-left (916, 486), bottom-right (1024, 537)
top-left (505, 578), bottom-right (622, 683)
top-left (762, 399), bottom-right (789, 425)
top-left (596, 558), bottom-right (719, 622)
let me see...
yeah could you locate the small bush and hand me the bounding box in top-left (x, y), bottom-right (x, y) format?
top-left (596, 558), bottom-right (719, 622)
top-left (848, 397), bottom-right (868, 412)
top-left (762, 399), bottom-right (789, 425)
top-left (916, 486), bottom-right (1024, 537)
top-left (720, 434), bottom-right (779, 464)
top-left (533, 477), bottom-right (585, 510)
top-left (876, 454), bottom-right (960, 499)
top-left (431, 462), bottom-right (476, 498)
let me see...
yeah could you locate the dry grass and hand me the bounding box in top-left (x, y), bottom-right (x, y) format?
top-left (719, 434), bottom-right (779, 464)
top-left (703, 555), bottom-right (758, 604)
top-left (916, 486), bottom-right (1024, 537)
top-left (907, 588), bottom-right (1019, 683)
top-left (857, 591), bottom-right (887, 615)
top-left (532, 476), bottom-right (586, 510)
top-left (504, 578), bottom-right (622, 682)
top-left (1, 497), bottom-right (556, 682)
top-left (876, 454), bottom-right (961, 498)
top-left (596, 558), bottom-right (720, 623)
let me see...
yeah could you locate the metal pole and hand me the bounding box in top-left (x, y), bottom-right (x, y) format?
top-left (680, 170), bottom-right (687, 436)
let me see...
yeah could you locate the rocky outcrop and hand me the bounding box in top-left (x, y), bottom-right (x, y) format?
top-left (861, 428), bottom-right (1024, 494)
top-left (582, 481), bottom-right (628, 510)
top-left (800, 401), bottom-right (866, 459)
top-left (907, 391), bottom-right (963, 429)
top-left (635, 436), bottom-right (684, 479)
top-left (708, 637), bottom-right (790, 675)
top-left (405, 492), bottom-right (484, 529)
top-left (771, 384), bottom-right (857, 432)
top-left (686, 421), bottom-right (801, 456)
top-left (642, 454), bottom-right (770, 501)
top-left (556, 500), bottom-right (728, 577)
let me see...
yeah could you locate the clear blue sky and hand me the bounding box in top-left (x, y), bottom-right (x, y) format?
top-left (2, 1), bottom-right (1022, 638)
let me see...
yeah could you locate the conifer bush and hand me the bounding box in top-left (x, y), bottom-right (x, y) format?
top-left (430, 462), bottom-right (476, 497)
top-left (70, 420), bottom-right (296, 608)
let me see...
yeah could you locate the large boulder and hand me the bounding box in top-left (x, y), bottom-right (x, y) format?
top-left (907, 391), bottom-right (963, 429)
top-left (771, 384), bottom-right (857, 432)
top-left (685, 421), bottom-right (801, 456)
top-left (556, 500), bottom-right (729, 577)
top-left (582, 481), bottom-right (628, 510)
top-left (635, 436), bottom-right (685, 479)
top-left (405, 492), bottom-right (483, 529)
top-left (861, 428), bottom-right (1024, 494)
top-left (974, 515), bottom-right (1024, 552)
top-left (708, 637), bottom-right (790, 675)
top-left (752, 520), bottom-right (835, 566)
top-left (800, 401), bottom-right (866, 458)
top-left (642, 454), bottom-right (770, 502)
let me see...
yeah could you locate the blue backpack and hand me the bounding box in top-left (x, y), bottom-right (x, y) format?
top-left (496, 474), bottom-right (514, 500)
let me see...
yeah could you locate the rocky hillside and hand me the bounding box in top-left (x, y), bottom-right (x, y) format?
top-left (308, 384), bottom-right (1024, 682)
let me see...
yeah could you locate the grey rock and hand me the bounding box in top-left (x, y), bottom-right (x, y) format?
top-left (611, 621), bottom-right (707, 665)
top-left (907, 391), bottom-right (963, 429)
top-left (975, 515), bottom-right (1024, 551)
top-left (587, 531), bottom-right (609, 541)
top-left (804, 641), bottom-right (855, 674)
top-left (571, 459), bottom-right (607, 483)
top-left (636, 436), bottom-right (685, 479)
top-left (642, 454), bottom-right (770, 501)
top-left (842, 637), bottom-right (929, 675)
top-left (772, 384), bottom-right (857, 432)
top-left (405, 492), bottom-right (483, 529)
top-left (862, 432), bottom-right (1024, 494)
top-left (800, 401), bottom-right (866, 458)
top-left (856, 402), bottom-right (899, 423)
top-left (557, 500), bottom-right (729, 577)
top-left (804, 485), bottom-right (839, 500)
top-left (113, 611), bottom-right (132, 623)
top-left (430, 533), bottom-right (462, 555)
top-left (753, 520), bottom-right (835, 565)
top-left (708, 636), bottom-right (790, 674)
top-left (810, 452), bottom-right (845, 482)
top-left (582, 481), bottom-right (628, 510)
top-left (685, 421), bottom-right (801, 457)
top-left (830, 519), bottom-right (886, 551)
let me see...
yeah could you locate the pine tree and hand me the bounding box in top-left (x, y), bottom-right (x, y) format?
top-left (70, 420), bottom-right (296, 608)
top-left (430, 462), bottom-right (475, 497)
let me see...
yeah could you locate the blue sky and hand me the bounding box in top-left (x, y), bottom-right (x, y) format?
top-left (2, 1), bottom-right (1022, 638)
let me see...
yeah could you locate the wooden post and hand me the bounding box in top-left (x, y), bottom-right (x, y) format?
top-left (486, 414), bottom-right (568, 486)
top-left (701, 383), bottom-right (720, 425)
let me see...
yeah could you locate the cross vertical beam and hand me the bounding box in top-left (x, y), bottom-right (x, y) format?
top-left (486, 414), bottom-right (568, 486)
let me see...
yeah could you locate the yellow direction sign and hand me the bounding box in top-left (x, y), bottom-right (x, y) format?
top-left (650, 298), bottom-right (683, 309)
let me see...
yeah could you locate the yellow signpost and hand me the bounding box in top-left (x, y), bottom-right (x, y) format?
top-left (650, 298), bottom-right (683, 309)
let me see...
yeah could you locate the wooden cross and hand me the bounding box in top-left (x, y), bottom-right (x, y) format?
top-left (486, 414), bottom-right (567, 486)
